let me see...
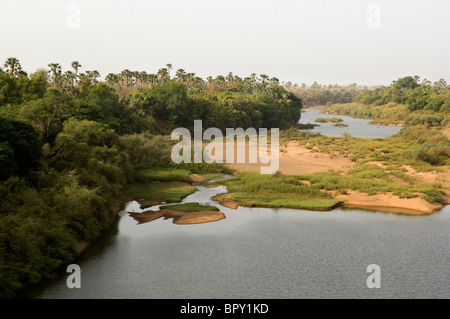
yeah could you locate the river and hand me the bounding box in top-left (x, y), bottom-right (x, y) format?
top-left (24, 183), bottom-right (450, 299)
top-left (22, 112), bottom-right (448, 299)
top-left (298, 109), bottom-right (402, 138)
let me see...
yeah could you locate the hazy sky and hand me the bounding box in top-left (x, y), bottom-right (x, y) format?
top-left (1, 0), bottom-right (449, 86)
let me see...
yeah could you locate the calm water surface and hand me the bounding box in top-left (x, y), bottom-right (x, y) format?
top-left (299, 109), bottom-right (402, 138)
top-left (26, 185), bottom-right (450, 299)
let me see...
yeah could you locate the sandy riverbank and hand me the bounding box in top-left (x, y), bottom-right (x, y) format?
top-left (221, 141), bottom-right (449, 215)
top-left (222, 140), bottom-right (353, 175)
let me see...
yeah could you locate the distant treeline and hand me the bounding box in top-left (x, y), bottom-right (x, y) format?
top-left (287, 82), bottom-right (364, 106)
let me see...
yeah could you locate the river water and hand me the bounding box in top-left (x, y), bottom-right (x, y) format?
top-left (23, 112), bottom-right (449, 299)
top-left (26, 184), bottom-right (450, 299)
top-left (298, 109), bottom-right (402, 138)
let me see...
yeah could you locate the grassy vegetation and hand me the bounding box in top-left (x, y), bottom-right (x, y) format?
top-left (196, 172), bottom-right (223, 180)
top-left (127, 181), bottom-right (196, 208)
top-left (334, 123), bottom-right (348, 127)
top-left (298, 169), bottom-right (443, 203)
top-left (217, 172), bottom-right (341, 210)
top-left (132, 167), bottom-right (193, 183)
top-left (278, 126), bottom-right (449, 204)
top-left (127, 165), bottom-right (231, 208)
top-left (160, 202), bottom-right (219, 212)
top-left (315, 117), bottom-right (343, 123)
top-left (283, 126), bottom-right (450, 169)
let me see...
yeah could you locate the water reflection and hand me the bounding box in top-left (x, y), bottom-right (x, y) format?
top-left (126, 184), bottom-right (229, 226)
top-left (128, 209), bottom-right (226, 225)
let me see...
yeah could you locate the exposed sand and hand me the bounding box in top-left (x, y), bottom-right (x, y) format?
top-left (211, 195), bottom-right (239, 209)
top-left (223, 141), bottom-right (353, 175)
top-left (190, 173), bottom-right (207, 183)
top-left (128, 209), bottom-right (225, 225)
top-left (335, 191), bottom-right (442, 215)
top-left (215, 141), bottom-right (448, 215)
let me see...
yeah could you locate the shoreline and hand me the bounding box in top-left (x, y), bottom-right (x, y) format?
top-left (302, 106), bottom-right (403, 127)
top-left (221, 140), bottom-right (449, 216)
top-left (212, 194), bottom-right (447, 216)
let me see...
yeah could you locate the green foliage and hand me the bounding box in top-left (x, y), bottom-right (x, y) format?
top-left (119, 133), bottom-right (171, 166)
top-left (219, 172), bottom-right (335, 210)
top-left (126, 181), bottom-right (196, 208)
top-left (133, 167), bottom-right (193, 184)
top-left (159, 202), bottom-right (219, 212)
top-left (0, 117), bottom-right (41, 180)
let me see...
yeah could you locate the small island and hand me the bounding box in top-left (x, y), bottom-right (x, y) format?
top-left (315, 117), bottom-right (344, 123)
top-left (128, 203), bottom-right (225, 225)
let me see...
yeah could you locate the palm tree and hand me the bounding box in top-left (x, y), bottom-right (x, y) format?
top-left (147, 74), bottom-right (157, 87)
top-left (121, 69), bottom-right (132, 91)
top-left (90, 70), bottom-right (100, 84)
top-left (250, 73), bottom-right (257, 87)
top-left (4, 57), bottom-right (22, 77)
top-left (166, 64), bottom-right (173, 79)
top-left (105, 73), bottom-right (117, 87)
top-left (269, 77), bottom-right (279, 87)
top-left (186, 73), bottom-right (196, 88)
top-left (175, 69), bottom-right (186, 83)
top-left (48, 63), bottom-right (62, 88)
top-left (226, 72), bottom-right (234, 85)
top-left (157, 68), bottom-right (169, 84)
top-left (259, 74), bottom-right (269, 92)
top-left (63, 71), bottom-right (75, 88)
top-left (77, 72), bottom-right (91, 87)
top-left (71, 61), bottom-right (82, 86)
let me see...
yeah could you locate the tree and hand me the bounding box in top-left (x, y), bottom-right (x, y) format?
top-left (63, 71), bottom-right (75, 89)
top-left (48, 63), bottom-right (62, 88)
top-left (166, 64), bottom-right (173, 79)
top-left (393, 76), bottom-right (419, 91)
top-left (157, 68), bottom-right (169, 84)
top-left (0, 73), bottom-right (21, 105)
top-left (4, 57), bottom-right (22, 78)
top-left (71, 61), bottom-right (82, 86)
top-left (148, 81), bottom-right (191, 125)
top-left (0, 117), bottom-right (42, 180)
top-left (259, 74), bottom-right (269, 92)
top-left (105, 73), bottom-right (118, 87)
top-left (176, 69), bottom-right (186, 83)
top-left (19, 88), bottom-right (71, 146)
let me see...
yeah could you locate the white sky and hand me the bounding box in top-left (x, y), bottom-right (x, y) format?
top-left (0, 0), bottom-right (449, 86)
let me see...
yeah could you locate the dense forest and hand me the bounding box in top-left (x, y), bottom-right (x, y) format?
top-left (0, 58), bottom-right (302, 298)
top-left (322, 75), bottom-right (450, 127)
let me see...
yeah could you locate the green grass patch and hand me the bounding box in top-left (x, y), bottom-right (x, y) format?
top-left (159, 202), bottom-right (219, 212)
top-left (219, 172), bottom-right (340, 210)
top-left (315, 117), bottom-right (343, 123)
top-left (196, 171), bottom-right (223, 180)
top-left (127, 181), bottom-right (196, 208)
top-left (299, 170), bottom-right (444, 203)
top-left (133, 167), bottom-right (193, 183)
